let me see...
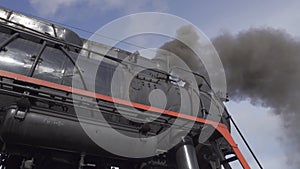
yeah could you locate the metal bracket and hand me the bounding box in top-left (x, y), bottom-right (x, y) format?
top-left (13, 94), bottom-right (31, 121)
top-left (13, 107), bottom-right (28, 121)
top-left (78, 153), bottom-right (96, 169)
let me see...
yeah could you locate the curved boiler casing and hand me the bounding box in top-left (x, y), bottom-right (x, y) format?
top-left (0, 6), bottom-right (251, 169)
top-left (0, 105), bottom-right (111, 156)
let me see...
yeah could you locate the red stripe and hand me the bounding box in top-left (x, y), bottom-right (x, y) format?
top-left (0, 70), bottom-right (250, 168)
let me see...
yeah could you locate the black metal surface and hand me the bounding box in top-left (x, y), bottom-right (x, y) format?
top-left (0, 6), bottom-right (241, 169)
top-left (0, 76), bottom-right (200, 136)
top-left (0, 6), bottom-right (83, 46)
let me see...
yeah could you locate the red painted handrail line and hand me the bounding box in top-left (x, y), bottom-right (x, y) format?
top-left (0, 70), bottom-right (250, 169)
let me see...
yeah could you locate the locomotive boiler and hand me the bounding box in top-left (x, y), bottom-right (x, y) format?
top-left (0, 6), bottom-right (250, 169)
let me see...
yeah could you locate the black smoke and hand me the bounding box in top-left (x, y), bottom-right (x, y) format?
top-left (159, 26), bottom-right (300, 165)
top-left (213, 28), bottom-right (300, 165)
top-left (157, 25), bottom-right (210, 85)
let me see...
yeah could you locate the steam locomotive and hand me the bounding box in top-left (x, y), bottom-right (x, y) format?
top-left (0, 6), bottom-right (249, 169)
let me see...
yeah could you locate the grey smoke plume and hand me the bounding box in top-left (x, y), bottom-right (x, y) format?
top-left (159, 26), bottom-right (300, 165)
top-left (157, 25), bottom-right (209, 83)
top-left (213, 28), bottom-right (300, 164)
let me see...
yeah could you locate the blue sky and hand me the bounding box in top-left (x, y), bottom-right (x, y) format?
top-left (3, 1), bottom-right (300, 38)
top-left (1, 1), bottom-right (300, 168)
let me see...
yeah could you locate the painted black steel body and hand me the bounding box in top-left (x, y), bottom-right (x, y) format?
top-left (0, 6), bottom-right (238, 169)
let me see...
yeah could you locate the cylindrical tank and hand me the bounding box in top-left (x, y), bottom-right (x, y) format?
top-left (0, 105), bottom-right (110, 156)
top-left (175, 136), bottom-right (199, 169)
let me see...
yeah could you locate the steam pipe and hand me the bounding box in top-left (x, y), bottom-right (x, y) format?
top-left (59, 46), bottom-right (87, 90)
top-left (28, 41), bottom-right (47, 77)
top-left (176, 136), bottom-right (199, 169)
top-left (0, 32), bottom-right (19, 51)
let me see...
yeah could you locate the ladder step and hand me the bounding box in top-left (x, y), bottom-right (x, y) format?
top-left (221, 155), bottom-right (238, 164)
